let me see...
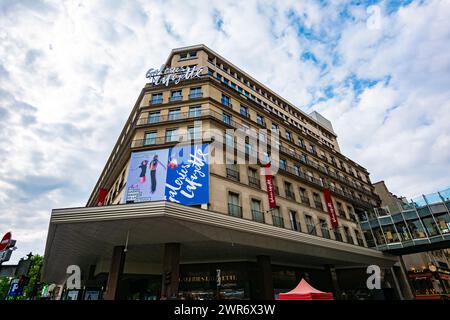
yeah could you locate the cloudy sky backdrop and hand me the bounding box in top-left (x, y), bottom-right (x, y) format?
top-left (0, 0), bottom-right (449, 263)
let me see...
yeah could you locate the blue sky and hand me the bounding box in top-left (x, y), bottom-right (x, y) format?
top-left (0, 0), bottom-right (449, 262)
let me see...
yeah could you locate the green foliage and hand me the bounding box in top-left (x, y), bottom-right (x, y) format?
top-left (23, 254), bottom-right (43, 299)
top-left (0, 277), bottom-right (11, 300)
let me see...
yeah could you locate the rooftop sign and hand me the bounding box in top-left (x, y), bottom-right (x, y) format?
top-left (145, 65), bottom-right (204, 86)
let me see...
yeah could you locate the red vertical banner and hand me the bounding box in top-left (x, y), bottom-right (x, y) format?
top-left (324, 188), bottom-right (339, 229)
top-left (264, 163), bottom-right (277, 209)
top-left (97, 188), bottom-right (108, 206)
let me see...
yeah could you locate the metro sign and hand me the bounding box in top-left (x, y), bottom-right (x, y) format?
top-left (0, 232), bottom-right (12, 251)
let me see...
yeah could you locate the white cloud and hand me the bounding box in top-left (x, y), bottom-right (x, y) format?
top-left (0, 0), bottom-right (449, 262)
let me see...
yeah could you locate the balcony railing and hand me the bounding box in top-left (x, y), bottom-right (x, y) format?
top-left (189, 92), bottom-right (203, 99)
top-left (248, 176), bottom-right (261, 188)
top-left (272, 215), bottom-right (284, 228)
top-left (169, 95), bottom-right (183, 102)
top-left (278, 144), bottom-right (373, 197)
top-left (251, 210), bottom-right (265, 223)
top-left (228, 203), bottom-right (242, 218)
top-left (132, 135), bottom-right (182, 148)
top-left (226, 168), bottom-right (240, 181)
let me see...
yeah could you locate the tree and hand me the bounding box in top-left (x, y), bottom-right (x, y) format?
top-left (23, 254), bottom-right (43, 300)
top-left (0, 277), bottom-right (11, 300)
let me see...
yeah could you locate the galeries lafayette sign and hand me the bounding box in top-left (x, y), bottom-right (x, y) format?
top-left (145, 65), bottom-right (204, 86)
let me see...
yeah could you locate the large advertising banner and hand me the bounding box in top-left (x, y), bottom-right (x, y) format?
top-left (123, 144), bottom-right (209, 205)
top-left (324, 188), bottom-right (339, 229)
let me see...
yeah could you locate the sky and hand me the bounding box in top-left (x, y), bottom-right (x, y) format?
top-left (0, 0), bottom-right (449, 263)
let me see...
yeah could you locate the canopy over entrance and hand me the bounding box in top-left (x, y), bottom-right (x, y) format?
top-left (278, 278), bottom-right (334, 300)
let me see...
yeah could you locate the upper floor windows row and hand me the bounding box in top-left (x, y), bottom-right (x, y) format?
top-left (150, 87), bottom-right (203, 104)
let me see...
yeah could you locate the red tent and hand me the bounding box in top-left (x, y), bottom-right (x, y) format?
top-left (278, 278), bottom-right (334, 300)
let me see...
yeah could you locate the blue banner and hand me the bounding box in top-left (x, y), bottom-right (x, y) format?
top-left (165, 144), bottom-right (209, 205)
top-left (123, 144), bottom-right (209, 205)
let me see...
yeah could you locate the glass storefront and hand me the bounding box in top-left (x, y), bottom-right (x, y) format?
top-left (178, 262), bottom-right (250, 300)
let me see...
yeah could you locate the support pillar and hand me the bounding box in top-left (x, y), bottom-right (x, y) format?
top-left (104, 246), bottom-right (126, 300)
top-left (256, 255), bottom-right (274, 300)
top-left (325, 264), bottom-right (341, 299)
top-left (398, 256), bottom-right (415, 299)
top-left (161, 243), bottom-right (180, 299)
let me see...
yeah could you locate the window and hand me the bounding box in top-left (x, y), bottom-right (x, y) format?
top-left (310, 144), bottom-right (317, 155)
top-left (320, 219), bottom-right (330, 239)
top-left (144, 131), bottom-right (157, 145)
top-left (248, 169), bottom-right (260, 188)
top-left (354, 230), bottom-right (365, 246)
top-left (228, 192), bottom-right (241, 218)
top-left (285, 131), bottom-right (292, 141)
top-left (189, 51), bottom-right (197, 57)
top-left (271, 123), bottom-right (279, 132)
top-left (165, 128), bottom-right (179, 142)
top-left (179, 53), bottom-right (187, 59)
top-left (271, 207), bottom-right (284, 228)
top-left (223, 112), bottom-right (232, 125)
top-left (245, 142), bottom-right (252, 155)
top-left (225, 133), bottom-right (234, 147)
top-left (251, 199), bottom-right (264, 223)
top-left (148, 111), bottom-right (160, 124)
top-left (207, 68), bottom-right (214, 76)
top-left (337, 202), bottom-right (346, 217)
top-left (293, 165), bottom-right (300, 176)
top-left (290, 211), bottom-right (299, 231)
top-left (284, 182), bottom-right (295, 200)
top-left (187, 126), bottom-right (201, 140)
top-left (188, 106), bottom-right (202, 118)
top-left (306, 215), bottom-right (316, 235)
top-left (313, 193), bottom-right (323, 211)
top-left (299, 188), bottom-right (310, 206)
top-left (300, 153), bottom-right (308, 163)
top-left (279, 159), bottom-right (286, 171)
top-left (256, 114), bottom-right (265, 126)
top-left (168, 108), bottom-right (181, 121)
top-left (189, 87), bottom-right (202, 99)
top-left (151, 93), bottom-right (163, 105)
top-left (334, 229), bottom-right (343, 242)
top-left (240, 105), bottom-right (249, 118)
top-left (344, 227), bottom-right (353, 243)
top-left (170, 90), bottom-right (182, 102)
top-left (221, 94), bottom-right (231, 107)
top-left (226, 164), bottom-right (239, 181)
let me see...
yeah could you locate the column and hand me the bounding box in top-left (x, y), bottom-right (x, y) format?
top-left (398, 256), bottom-right (415, 299)
top-left (104, 246), bottom-right (126, 300)
top-left (325, 264), bottom-right (341, 299)
top-left (256, 255), bottom-right (274, 300)
top-left (161, 243), bottom-right (181, 299)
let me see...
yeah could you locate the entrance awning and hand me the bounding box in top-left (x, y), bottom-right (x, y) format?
top-left (42, 201), bottom-right (398, 284)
